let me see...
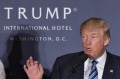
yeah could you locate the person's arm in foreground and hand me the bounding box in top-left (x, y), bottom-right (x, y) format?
top-left (0, 59), bottom-right (6, 79)
top-left (24, 56), bottom-right (44, 79)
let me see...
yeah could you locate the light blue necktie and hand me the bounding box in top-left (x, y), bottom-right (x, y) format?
top-left (88, 60), bottom-right (98, 79)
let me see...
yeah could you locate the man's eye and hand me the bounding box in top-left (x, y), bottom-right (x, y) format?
top-left (82, 36), bottom-right (85, 38)
top-left (92, 36), bottom-right (97, 38)
top-left (82, 36), bottom-right (87, 39)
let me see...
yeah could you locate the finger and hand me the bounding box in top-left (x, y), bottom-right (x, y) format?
top-left (34, 61), bottom-right (38, 64)
top-left (23, 65), bottom-right (28, 73)
top-left (26, 59), bottom-right (30, 68)
top-left (39, 64), bottom-right (44, 74)
top-left (34, 61), bottom-right (39, 67)
top-left (29, 56), bottom-right (34, 66)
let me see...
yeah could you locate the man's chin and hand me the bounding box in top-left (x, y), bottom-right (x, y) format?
top-left (87, 54), bottom-right (95, 59)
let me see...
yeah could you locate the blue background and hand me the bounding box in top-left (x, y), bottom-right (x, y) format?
top-left (0, 0), bottom-right (120, 76)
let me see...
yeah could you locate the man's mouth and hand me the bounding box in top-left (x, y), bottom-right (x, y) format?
top-left (85, 48), bottom-right (92, 54)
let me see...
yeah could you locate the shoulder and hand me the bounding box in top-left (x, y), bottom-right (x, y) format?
top-left (57, 51), bottom-right (84, 61)
top-left (107, 52), bottom-right (120, 61)
top-left (54, 51), bottom-right (84, 66)
top-left (107, 52), bottom-right (120, 66)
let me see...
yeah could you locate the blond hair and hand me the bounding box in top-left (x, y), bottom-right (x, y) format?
top-left (80, 17), bottom-right (110, 39)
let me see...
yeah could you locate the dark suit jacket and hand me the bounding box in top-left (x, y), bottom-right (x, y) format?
top-left (50, 51), bottom-right (120, 79)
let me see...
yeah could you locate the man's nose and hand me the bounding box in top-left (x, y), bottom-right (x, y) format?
top-left (86, 38), bottom-right (91, 45)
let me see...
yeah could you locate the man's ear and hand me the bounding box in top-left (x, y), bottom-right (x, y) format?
top-left (104, 38), bottom-right (110, 46)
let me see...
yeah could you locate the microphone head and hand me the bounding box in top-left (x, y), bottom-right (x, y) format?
top-left (71, 53), bottom-right (88, 73)
top-left (79, 53), bottom-right (88, 62)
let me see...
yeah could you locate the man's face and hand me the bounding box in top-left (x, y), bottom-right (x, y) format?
top-left (81, 27), bottom-right (109, 59)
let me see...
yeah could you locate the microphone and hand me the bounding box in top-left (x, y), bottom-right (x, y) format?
top-left (71, 53), bottom-right (88, 73)
top-left (67, 53), bottom-right (88, 79)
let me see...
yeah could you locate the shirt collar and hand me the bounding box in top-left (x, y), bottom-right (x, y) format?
top-left (84, 50), bottom-right (107, 71)
top-left (96, 50), bottom-right (107, 67)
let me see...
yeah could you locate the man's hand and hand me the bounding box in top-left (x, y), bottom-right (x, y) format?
top-left (24, 56), bottom-right (44, 79)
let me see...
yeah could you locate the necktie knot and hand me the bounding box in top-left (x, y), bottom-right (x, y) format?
top-left (92, 60), bottom-right (98, 66)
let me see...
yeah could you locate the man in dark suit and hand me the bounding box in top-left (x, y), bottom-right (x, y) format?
top-left (24, 17), bottom-right (120, 79)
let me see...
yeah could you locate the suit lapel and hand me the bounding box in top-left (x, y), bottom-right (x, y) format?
top-left (66, 52), bottom-right (85, 79)
top-left (102, 52), bottom-right (115, 79)
top-left (70, 63), bottom-right (84, 79)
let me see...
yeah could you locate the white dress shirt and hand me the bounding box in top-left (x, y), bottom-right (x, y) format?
top-left (84, 50), bottom-right (107, 79)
